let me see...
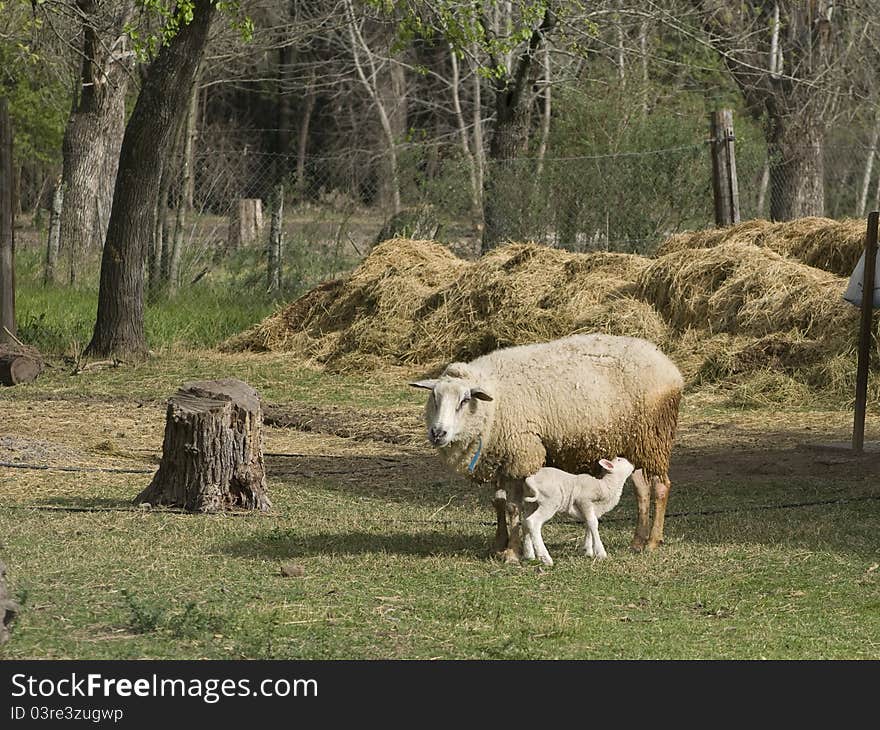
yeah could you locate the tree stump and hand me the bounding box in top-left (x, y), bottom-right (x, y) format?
top-left (0, 561), bottom-right (19, 645)
top-left (227, 198), bottom-right (264, 250)
top-left (0, 345), bottom-right (43, 386)
top-left (135, 379), bottom-right (271, 512)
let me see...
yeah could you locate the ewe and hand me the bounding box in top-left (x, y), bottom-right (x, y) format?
top-left (410, 334), bottom-right (683, 562)
top-left (523, 456), bottom-right (635, 565)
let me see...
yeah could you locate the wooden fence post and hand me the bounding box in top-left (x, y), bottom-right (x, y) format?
top-left (710, 109), bottom-right (741, 227)
top-left (0, 97), bottom-right (15, 344)
top-left (852, 211), bottom-right (879, 452)
top-left (267, 184), bottom-right (283, 293)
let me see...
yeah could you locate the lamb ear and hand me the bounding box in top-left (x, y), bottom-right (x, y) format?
top-left (598, 458), bottom-right (615, 472)
top-left (409, 380), bottom-right (438, 391)
top-left (469, 386), bottom-right (493, 402)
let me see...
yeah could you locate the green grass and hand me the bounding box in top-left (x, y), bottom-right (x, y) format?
top-left (12, 232), bottom-right (356, 355)
top-left (2, 236), bottom-right (879, 659)
top-left (1, 468), bottom-right (877, 659)
top-left (1, 354), bottom-right (879, 660)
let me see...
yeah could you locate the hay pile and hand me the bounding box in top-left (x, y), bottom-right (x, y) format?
top-left (655, 217), bottom-right (865, 277)
top-left (637, 243), bottom-right (855, 342)
top-left (225, 226), bottom-right (868, 402)
top-left (222, 238), bottom-right (467, 367)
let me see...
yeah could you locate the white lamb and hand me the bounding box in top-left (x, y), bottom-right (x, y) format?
top-left (523, 457), bottom-right (636, 566)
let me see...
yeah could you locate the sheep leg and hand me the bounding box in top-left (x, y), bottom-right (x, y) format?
top-left (630, 469), bottom-right (652, 551)
top-left (586, 512), bottom-right (607, 560)
top-left (498, 479), bottom-right (524, 564)
top-left (647, 474), bottom-right (671, 551)
top-left (583, 526), bottom-right (594, 557)
top-left (491, 489), bottom-right (509, 555)
top-left (524, 506), bottom-right (554, 565)
top-left (522, 531), bottom-right (536, 560)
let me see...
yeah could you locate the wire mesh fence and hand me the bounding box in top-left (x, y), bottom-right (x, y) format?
top-left (175, 126), bottom-right (878, 268)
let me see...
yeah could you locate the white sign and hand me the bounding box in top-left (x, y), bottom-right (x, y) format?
top-left (843, 248), bottom-right (880, 308)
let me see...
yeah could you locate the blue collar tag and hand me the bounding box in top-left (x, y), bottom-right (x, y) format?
top-left (467, 437), bottom-right (483, 474)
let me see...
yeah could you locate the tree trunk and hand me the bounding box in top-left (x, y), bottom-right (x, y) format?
top-left (181, 66), bottom-right (200, 215)
top-left (481, 89), bottom-right (535, 250)
top-left (44, 179), bottom-right (63, 285)
top-left (151, 158), bottom-right (169, 291)
top-left (59, 1), bottom-right (134, 284)
top-left (0, 98), bottom-right (14, 344)
top-left (228, 199), bottom-right (263, 250)
top-left (481, 9), bottom-right (553, 251)
top-left (768, 117), bottom-right (825, 221)
top-left (858, 116), bottom-right (880, 217)
top-left (0, 350), bottom-right (43, 386)
top-left (87, 2), bottom-right (216, 359)
top-left (135, 379), bottom-right (270, 512)
top-left (295, 85), bottom-right (316, 200)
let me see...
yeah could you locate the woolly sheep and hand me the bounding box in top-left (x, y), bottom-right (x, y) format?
top-left (410, 333), bottom-right (683, 562)
top-left (523, 456), bottom-right (635, 565)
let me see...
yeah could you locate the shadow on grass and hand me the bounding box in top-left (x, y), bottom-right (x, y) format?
top-left (220, 528), bottom-right (488, 560)
top-left (33, 496), bottom-right (136, 510)
top-left (266, 452), bottom-right (469, 508)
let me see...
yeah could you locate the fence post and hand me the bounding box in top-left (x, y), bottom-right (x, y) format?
top-left (0, 97), bottom-right (15, 343)
top-left (852, 211), bottom-right (880, 452)
top-left (267, 183), bottom-right (283, 293)
top-left (710, 109), bottom-right (740, 226)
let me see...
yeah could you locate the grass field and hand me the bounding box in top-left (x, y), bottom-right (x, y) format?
top-left (1, 228), bottom-right (879, 660)
top-left (1, 351), bottom-right (879, 660)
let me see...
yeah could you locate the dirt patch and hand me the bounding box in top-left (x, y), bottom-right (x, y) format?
top-left (0, 435), bottom-right (85, 466)
top-left (264, 403), bottom-right (424, 445)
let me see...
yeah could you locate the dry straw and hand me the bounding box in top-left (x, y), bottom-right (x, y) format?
top-left (223, 229), bottom-right (871, 404)
top-left (654, 217), bottom-right (865, 277)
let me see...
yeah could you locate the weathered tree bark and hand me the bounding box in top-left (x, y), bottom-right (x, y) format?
top-left (768, 117), bottom-right (825, 221)
top-left (44, 179), bottom-right (63, 286)
top-left (0, 97), bottom-right (14, 345)
top-left (227, 199), bottom-right (264, 250)
top-left (0, 561), bottom-right (19, 645)
top-left (481, 8), bottom-right (554, 251)
top-left (135, 379), bottom-right (270, 513)
top-left (87, 2), bottom-right (216, 359)
top-left (59, 0), bottom-right (134, 284)
top-left (0, 350), bottom-right (43, 386)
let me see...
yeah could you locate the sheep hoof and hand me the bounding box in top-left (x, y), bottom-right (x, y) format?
top-left (498, 548), bottom-right (521, 565)
top-left (646, 538), bottom-right (663, 551)
top-left (630, 535), bottom-right (648, 552)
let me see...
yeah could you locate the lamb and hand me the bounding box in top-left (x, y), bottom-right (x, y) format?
top-left (410, 333), bottom-right (683, 562)
top-left (523, 457), bottom-right (635, 566)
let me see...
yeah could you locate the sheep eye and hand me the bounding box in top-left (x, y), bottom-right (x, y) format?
top-left (457, 396), bottom-right (471, 410)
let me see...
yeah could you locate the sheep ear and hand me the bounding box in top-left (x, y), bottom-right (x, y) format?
top-left (469, 386), bottom-right (493, 402)
top-left (599, 458), bottom-right (614, 472)
top-left (409, 379), bottom-right (438, 391)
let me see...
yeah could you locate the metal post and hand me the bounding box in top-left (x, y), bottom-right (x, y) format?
top-left (852, 210), bottom-right (879, 451)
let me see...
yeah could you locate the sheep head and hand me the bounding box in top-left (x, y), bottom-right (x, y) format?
top-left (598, 456), bottom-right (636, 481)
top-left (409, 366), bottom-right (494, 448)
